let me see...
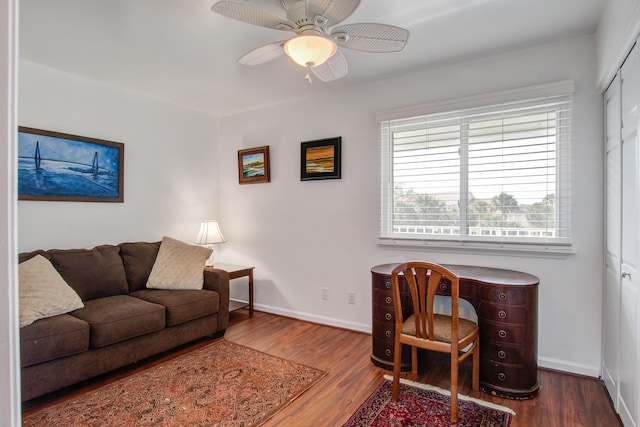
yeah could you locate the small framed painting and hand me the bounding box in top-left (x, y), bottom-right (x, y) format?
top-left (18, 127), bottom-right (124, 202)
top-left (238, 146), bottom-right (270, 184)
top-left (300, 137), bottom-right (341, 181)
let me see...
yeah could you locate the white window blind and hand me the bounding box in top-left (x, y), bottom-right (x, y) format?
top-left (379, 88), bottom-right (572, 250)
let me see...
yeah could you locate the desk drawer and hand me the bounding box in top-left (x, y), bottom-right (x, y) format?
top-left (480, 303), bottom-right (528, 324)
top-left (434, 279), bottom-right (478, 301)
top-left (372, 304), bottom-right (396, 323)
top-left (481, 286), bottom-right (528, 305)
top-left (481, 361), bottom-right (536, 390)
top-left (481, 341), bottom-right (527, 365)
top-left (482, 320), bottom-right (527, 344)
top-left (373, 287), bottom-right (409, 308)
top-left (372, 319), bottom-right (395, 341)
top-left (372, 337), bottom-right (411, 365)
top-left (373, 299), bottom-right (413, 323)
top-left (373, 288), bottom-right (393, 307)
top-left (372, 275), bottom-right (393, 291)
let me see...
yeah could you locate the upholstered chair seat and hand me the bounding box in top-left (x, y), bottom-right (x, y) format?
top-left (402, 313), bottom-right (478, 344)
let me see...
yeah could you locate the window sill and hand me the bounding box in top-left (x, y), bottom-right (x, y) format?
top-left (377, 238), bottom-right (575, 259)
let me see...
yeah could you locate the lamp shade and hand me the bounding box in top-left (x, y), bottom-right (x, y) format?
top-left (284, 35), bottom-right (337, 67)
top-left (195, 220), bottom-right (226, 245)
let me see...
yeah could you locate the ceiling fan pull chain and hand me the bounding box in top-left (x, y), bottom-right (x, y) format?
top-left (305, 67), bottom-right (313, 85)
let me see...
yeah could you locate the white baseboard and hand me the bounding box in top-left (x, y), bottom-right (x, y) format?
top-left (538, 356), bottom-right (600, 378)
top-left (252, 305), bottom-right (602, 379)
top-left (253, 303), bottom-right (371, 334)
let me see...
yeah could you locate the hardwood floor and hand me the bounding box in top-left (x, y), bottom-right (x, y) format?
top-left (23, 310), bottom-right (622, 426)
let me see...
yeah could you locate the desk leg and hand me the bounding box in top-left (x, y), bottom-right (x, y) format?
top-left (248, 269), bottom-right (254, 316)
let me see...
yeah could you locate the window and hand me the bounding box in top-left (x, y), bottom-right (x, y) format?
top-left (379, 82), bottom-right (573, 252)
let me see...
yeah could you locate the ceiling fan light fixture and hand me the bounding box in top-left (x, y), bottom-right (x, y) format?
top-left (284, 35), bottom-right (337, 67)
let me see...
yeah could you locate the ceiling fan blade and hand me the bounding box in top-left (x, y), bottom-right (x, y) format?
top-left (331, 23), bottom-right (409, 53)
top-left (212, 1), bottom-right (295, 32)
top-left (306, 0), bottom-right (360, 27)
top-left (311, 50), bottom-right (348, 82)
top-left (238, 41), bottom-right (287, 65)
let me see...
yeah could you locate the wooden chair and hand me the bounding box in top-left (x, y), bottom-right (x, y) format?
top-left (391, 262), bottom-right (480, 423)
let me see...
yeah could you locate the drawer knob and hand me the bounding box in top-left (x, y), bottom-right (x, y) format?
top-left (385, 281), bottom-right (392, 289)
top-left (385, 330), bottom-right (392, 338)
top-left (385, 349), bottom-right (392, 357)
top-left (385, 313), bottom-right (392, 321)
top-left (498, 292), bottom-right (507, 301)
top-left (498, 310), bottom-right (507, 319)
top-left (498, 350), bottom-right (507, 359)
top-left (498, 329), bottom-right (507, 339)
top-left (497, 372), bottom-right (507, 381)
top-left (385, 296), bottom-right (392, 304)
top-left (439, 282), bottom-right (447, 291)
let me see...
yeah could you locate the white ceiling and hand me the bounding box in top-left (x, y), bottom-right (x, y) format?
top-left (19, 0), bottom-right (605, 117)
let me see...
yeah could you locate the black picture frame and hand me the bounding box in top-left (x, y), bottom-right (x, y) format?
top-left (18, 127), bottom-right (124, 202)
top-left (300, 137), bottom-right (341, 181)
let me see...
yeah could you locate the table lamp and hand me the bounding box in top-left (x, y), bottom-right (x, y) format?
top-left (195, 220), bottom-right (226, 267)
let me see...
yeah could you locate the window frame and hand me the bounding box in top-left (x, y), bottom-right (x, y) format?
top-left (377, 80), bottom-right (575, 256)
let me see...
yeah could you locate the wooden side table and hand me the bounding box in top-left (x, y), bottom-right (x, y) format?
top-left (214, 263), bottom-right (255, 316)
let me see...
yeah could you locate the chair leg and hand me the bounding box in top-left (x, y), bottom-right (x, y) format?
top-left (392, 338), bottom-right (403, 402)
top-left (472, 340), bottom-right (480, 392)
top-left (411, 346), bottom-right (418, 374)
top-left (450, 351), bottom-right (459, 423)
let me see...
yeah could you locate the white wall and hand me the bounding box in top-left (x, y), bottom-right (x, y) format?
top-left (18, 61), bottom-right (221, 252)
top-left (218, 35), bottom-right (604, 376)
top-left (597, 0), bottom-right (640, 89)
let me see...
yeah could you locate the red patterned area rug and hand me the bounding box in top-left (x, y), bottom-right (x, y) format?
top-left (23, 340), bottom-right (326, 426)
top-left (343, 375), bottom-right (514, 427)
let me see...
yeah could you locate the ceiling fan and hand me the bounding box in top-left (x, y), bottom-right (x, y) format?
top-left (211, 0), bottom-right (410, 83)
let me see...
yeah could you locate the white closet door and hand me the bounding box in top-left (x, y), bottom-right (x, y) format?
top-left (619, 40), bottom-right (640, 427)
top-left (603, 72), bottom-right (621, 406)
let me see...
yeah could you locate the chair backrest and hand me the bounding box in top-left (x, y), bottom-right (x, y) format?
top-left (391, 262), bottom-right (461, 345)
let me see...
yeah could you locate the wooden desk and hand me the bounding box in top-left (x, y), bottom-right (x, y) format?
top-left (214, 264), bottom-right (255, 316)
top-left (371, 263), bottom-right (539, 399)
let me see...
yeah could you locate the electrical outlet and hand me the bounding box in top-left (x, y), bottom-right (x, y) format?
top-left (348, 291), bottom-right (356, 304)
top-left (321, 287), bottom-right (329, 300)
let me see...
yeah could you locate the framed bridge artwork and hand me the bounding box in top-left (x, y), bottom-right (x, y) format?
top-left (18, 127), bottom-right (124, 202)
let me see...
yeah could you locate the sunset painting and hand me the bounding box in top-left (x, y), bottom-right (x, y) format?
top-left (300, 137), bottom-right (341, 181)
top-left (305, 145), bottom-right (334, 173)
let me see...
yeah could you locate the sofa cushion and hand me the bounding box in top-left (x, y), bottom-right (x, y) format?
top-left (119, 241), bottom-right (161, 292)
top-left (19, 255), bottom-right (84, 327)
top-left (146, 236), bottom-right (212, 290)
top-left (18, 249), bottom-right (50, 264)
top-left (48, 245), bottom-right (129, 301)
top-left (130, 289), bottom-right (219, 327)
top-left (20, 314), bottom-right (89, 367)
top-left (70, 295), bottom-right (165, 348)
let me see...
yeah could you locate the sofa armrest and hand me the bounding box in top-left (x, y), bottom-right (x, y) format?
top-left (203, 268), bottom-right (230, 331)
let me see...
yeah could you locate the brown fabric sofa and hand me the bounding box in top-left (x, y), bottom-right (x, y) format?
top-left (19, 241), bottom-right (230, 401)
